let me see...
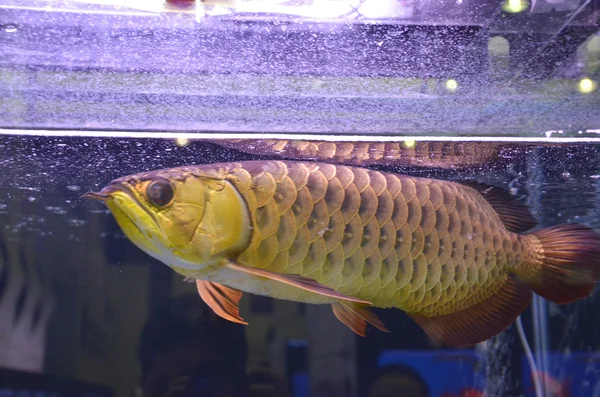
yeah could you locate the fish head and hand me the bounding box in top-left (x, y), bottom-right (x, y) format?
top-left (83, 168), bottom-right (251, 273)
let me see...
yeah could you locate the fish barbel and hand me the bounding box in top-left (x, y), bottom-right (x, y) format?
top-left (83, 160), bottom-right (600, 347)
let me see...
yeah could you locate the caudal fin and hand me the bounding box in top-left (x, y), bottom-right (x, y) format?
top-left (524, 224), bottom-right (600, 304)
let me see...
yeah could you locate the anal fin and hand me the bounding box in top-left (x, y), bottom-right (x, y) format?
top-left (459, 181), bottom-right (537, 233)
top-left (332, 302), bottom-right (390, 337)
top-left (225, 261), bottom-right (371, 304)
top-left (196, 280), bottom-right (248, 325)
top-left (409, 275), bottom-right (532, 347)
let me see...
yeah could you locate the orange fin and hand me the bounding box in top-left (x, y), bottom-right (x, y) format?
top-left (409, 275), bottom-right (532, 347)
top-left (332, 302), bottom-right (390, 337)
top-left (225, 262), bottom-right (371, 305)
top-left (460, 181), bottom-right (537, 233)
top-left (522, 223), bottom-right (600, 304)
top-left (196, 280), bottom-right (248, 325)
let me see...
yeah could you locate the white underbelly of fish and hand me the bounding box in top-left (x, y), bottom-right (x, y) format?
top-left (205, 266), bottom-right (339, 305)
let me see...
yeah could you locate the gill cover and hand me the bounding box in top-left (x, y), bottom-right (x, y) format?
top-left (140, 176), bottom-right (251, 265)
top-left (181, 177), bottom-right (251, 259)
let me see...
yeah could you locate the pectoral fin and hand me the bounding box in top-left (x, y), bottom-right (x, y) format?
top-left (196, 280), bottom-right (248, 325)
top-left (225, 262), bottom-right (371, 305)
top-left (332, 302), bottom-right (390, 337)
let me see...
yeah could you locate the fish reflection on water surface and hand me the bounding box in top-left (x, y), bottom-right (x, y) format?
top-left (212, 139), bottom-right (523, 170)
top-left (84, 159), bottom-right (600, 347)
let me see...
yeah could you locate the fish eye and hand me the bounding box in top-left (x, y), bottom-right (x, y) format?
top-left (147, 179), bottom-right (174, 208)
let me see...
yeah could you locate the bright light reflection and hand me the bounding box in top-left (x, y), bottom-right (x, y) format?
top-left (404, 139), bottom-right (416, 148)
top-left (445, 79), bottom-right (458, 92)
top-left (578, 78), bottom-right (597, 94)
top-left (502, 0), bottom-right (528, 13)
top-left (175, 137), bottom-right (190, 147)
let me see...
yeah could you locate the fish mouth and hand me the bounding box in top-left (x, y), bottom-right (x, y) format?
top-left (83, 182), bottom-right (167, 257)
top-left (82, 182), bottom-right (160, 233)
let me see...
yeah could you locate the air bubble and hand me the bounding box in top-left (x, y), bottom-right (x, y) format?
top-left (45, 206), bottom-right (67, 215)
top-left (68, 219), bottom-right (87, 227)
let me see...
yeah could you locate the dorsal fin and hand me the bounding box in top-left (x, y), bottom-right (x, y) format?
top-left (459, 181), bottom-right (537, 233)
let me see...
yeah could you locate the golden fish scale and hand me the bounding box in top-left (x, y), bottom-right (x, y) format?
top-left (220, 160), bottom-right (530, 316)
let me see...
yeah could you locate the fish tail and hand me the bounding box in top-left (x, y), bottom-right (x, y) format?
top-left (521, 224), bottom-right (600, 304)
